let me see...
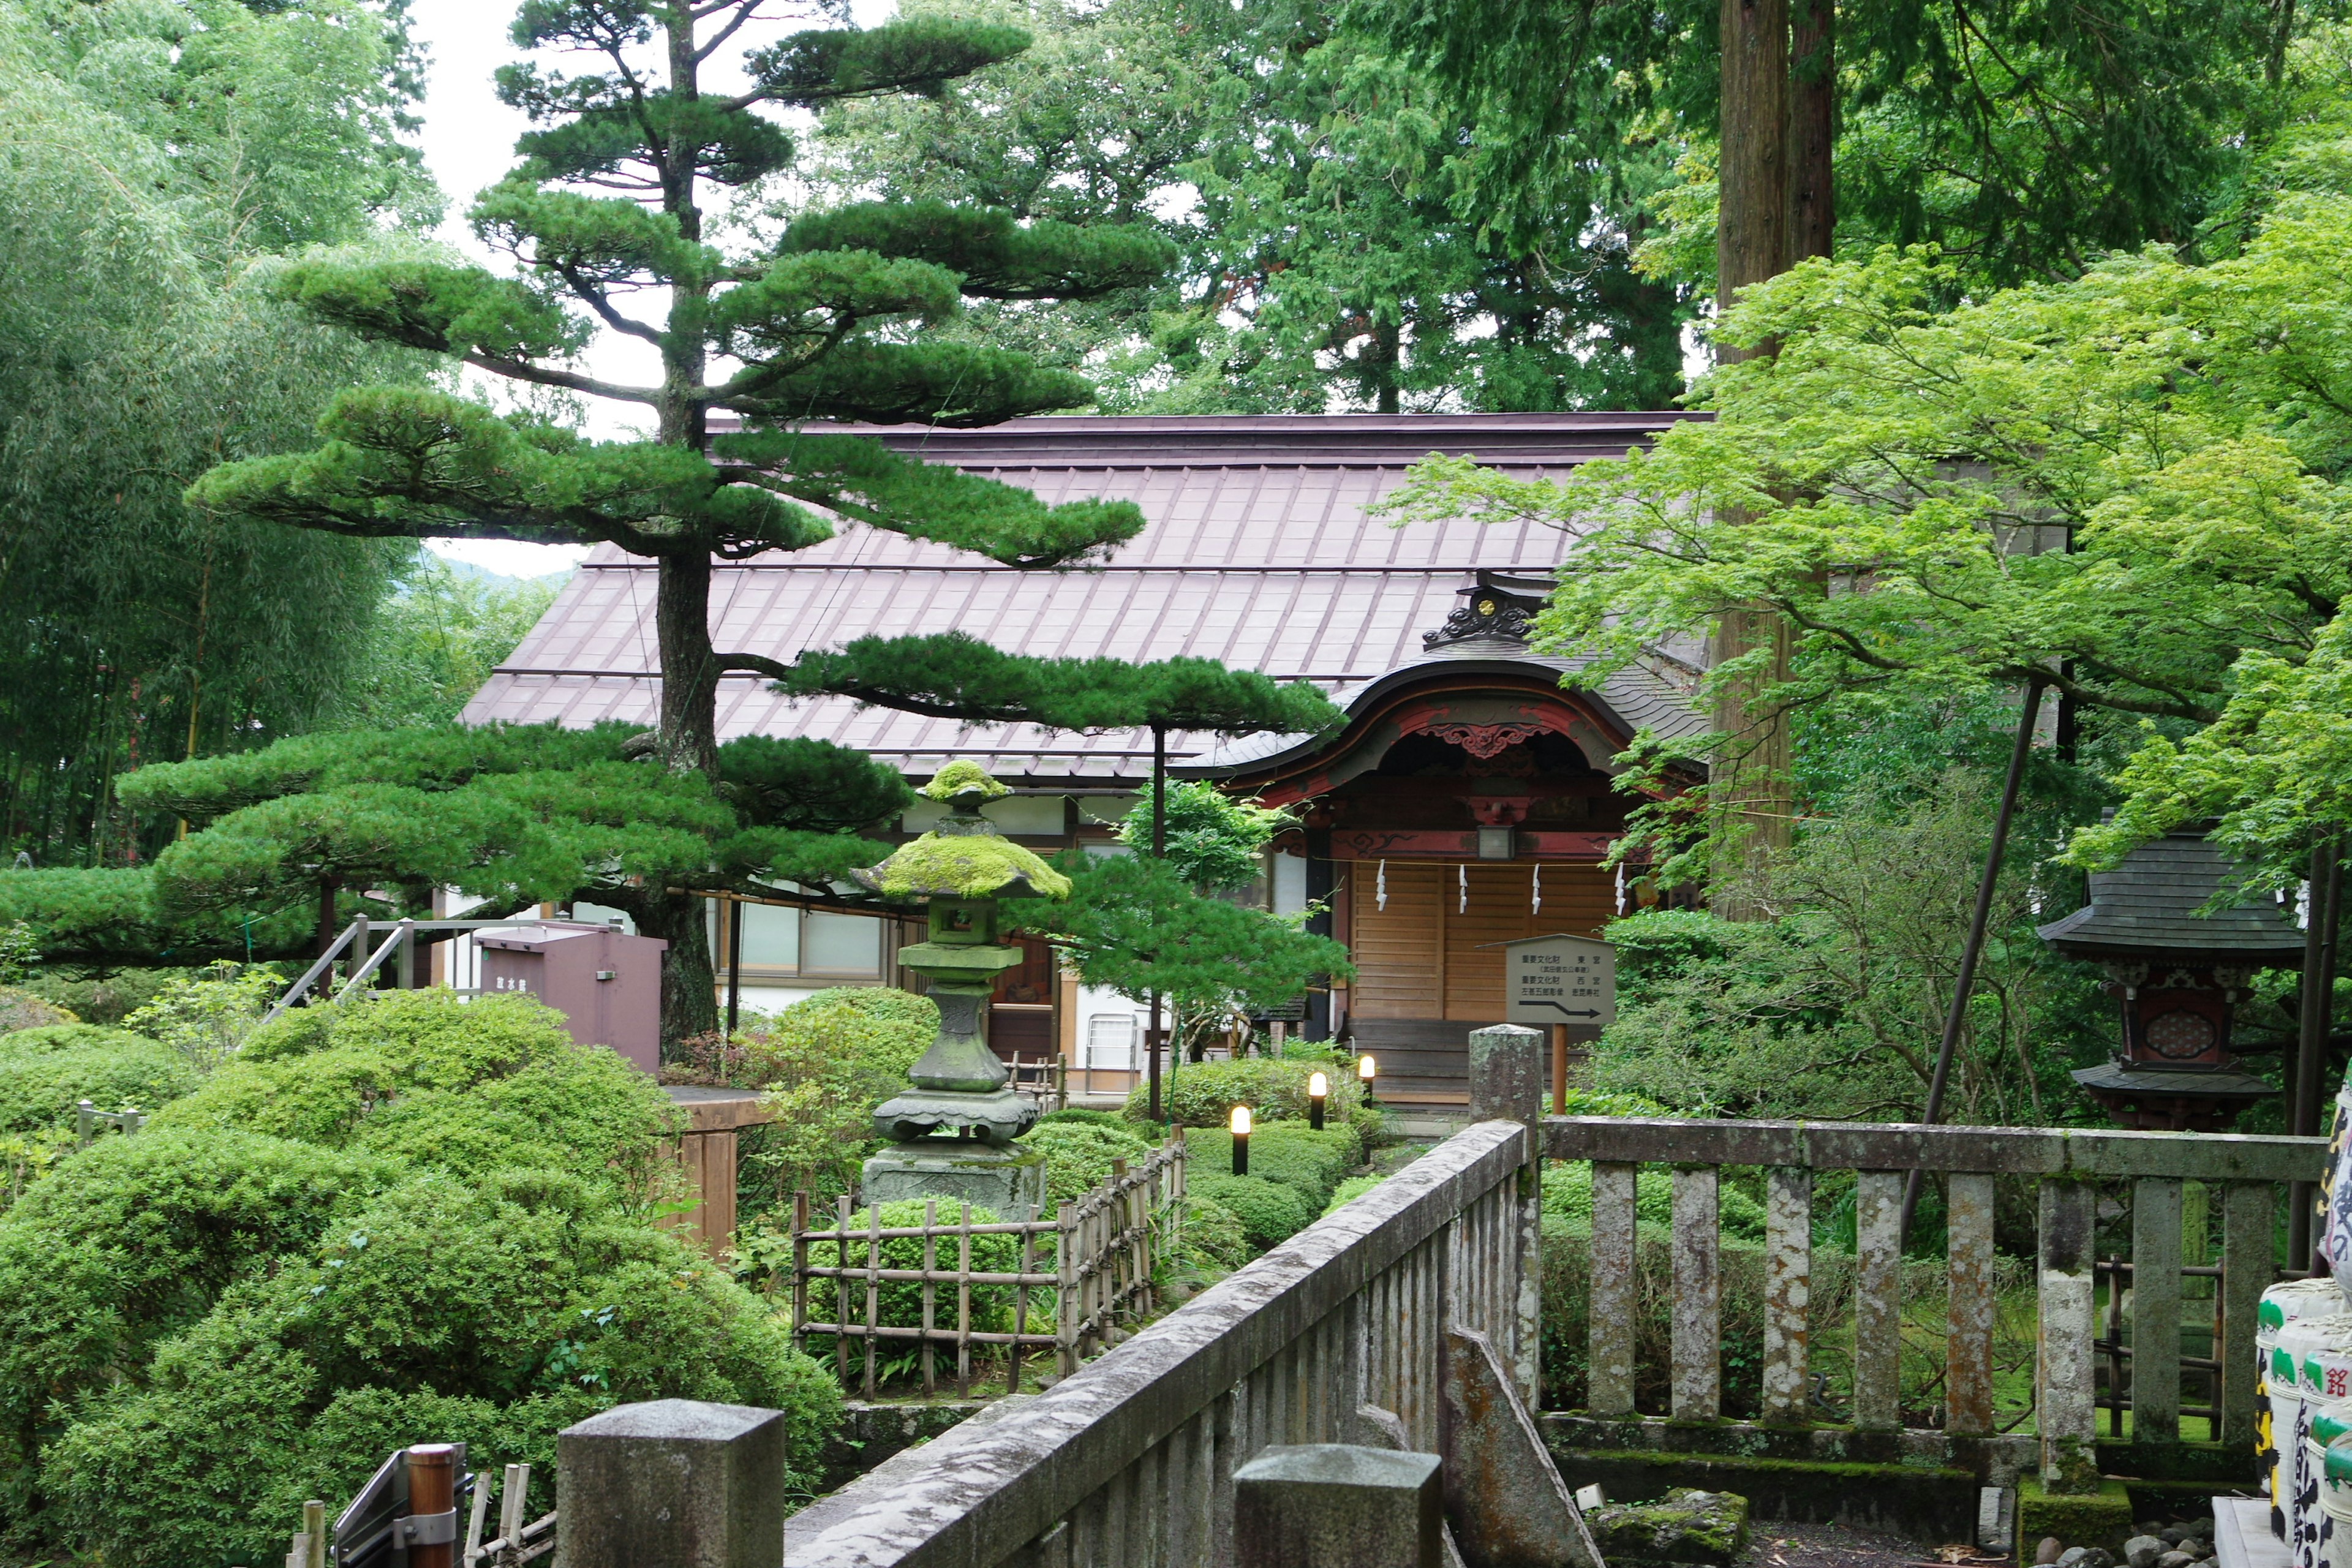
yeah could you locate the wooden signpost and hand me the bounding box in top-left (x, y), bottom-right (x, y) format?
top-left (1500, 934), bottom-right (1615, 1114)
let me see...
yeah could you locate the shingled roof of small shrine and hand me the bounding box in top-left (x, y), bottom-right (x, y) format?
top-left (2036, 831), bottom-right (2307, 961)
top-left (461, 412), bottom-right (1713, 783)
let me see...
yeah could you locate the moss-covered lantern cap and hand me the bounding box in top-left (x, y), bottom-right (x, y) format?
top-left (850, 764), bottom-right (1072, 902)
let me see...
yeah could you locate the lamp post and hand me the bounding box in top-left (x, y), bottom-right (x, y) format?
top-left (1308, 1071), bottom-right (1328, 1131)
top-left (1231, 1105), bottom-right (1251, 1175)
top-left (1357, 1053), bottom-right (1378, 1107)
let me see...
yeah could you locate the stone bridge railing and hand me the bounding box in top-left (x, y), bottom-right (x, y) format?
top-left (1545, 1114), bottom-right (2323, 1502)
top-left (774, 1030), bottom-right (1553, 1568)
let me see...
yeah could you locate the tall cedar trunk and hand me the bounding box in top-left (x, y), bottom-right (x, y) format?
top-left (1789, 0), bottom-right (1835, 265)
top-left (1711, 0), bottom-right (1796, 910)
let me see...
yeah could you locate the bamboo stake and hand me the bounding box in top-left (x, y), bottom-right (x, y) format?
top-left (834, 1194), bottom-right (851, 1389)
top-left (956, 1202), bottom-right (973, 1397)
top-left (921, 1197), bottom-right (938, 1397)
top-left (790, 1191), bottom-right (809, 1354)
top-left (862, 1200), bottom-right (881, 1399)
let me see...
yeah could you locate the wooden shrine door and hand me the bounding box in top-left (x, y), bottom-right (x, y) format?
top-left (1349, 861), bottom-right (1613, 1021)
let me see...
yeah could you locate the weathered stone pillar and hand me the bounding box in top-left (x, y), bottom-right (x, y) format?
top-left (1468, 1022), bottom-right (1546, 1404)
top-left (1232, 1445), bottom-right (1442, 1568)
top-left (2037, 1180), bottom-right (2099, 1491)
top-left (557, 1400), bottom-right (786, 1568)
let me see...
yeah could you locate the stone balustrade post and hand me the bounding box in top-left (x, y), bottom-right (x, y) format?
top-left (1468, 1022), bottom-right (1547, 1403)
top-left (1232, 1445), bottom-right (1442, 1568)
top-left (557, 1400), bottom-right (786, 1568)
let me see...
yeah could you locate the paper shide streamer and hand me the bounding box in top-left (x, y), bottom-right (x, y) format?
top-left (1532, 864), bottom-right (1542, 914)
top-left (1376, 860), bottom-right (1387, 912)
top-left (1458, 864), bottom-right (1467, 913)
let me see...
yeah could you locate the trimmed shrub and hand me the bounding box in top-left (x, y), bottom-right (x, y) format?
top-left (1022, 1120), bottom-right (1155, 1206)
top-left (1035, 1107), bottom-right (1128, 1132)
top-left (0, 989), bottom-right (841, 1565)
top-left (39, 1169), bottom-right (837, 1568)
top-left (1185, 1123), bottom-right (1360, 1214)
top-left (1124, 1056), bottom-right (1362, 1129)
top-left (0, 1026), bottom-right (198, 1135)
top-left (1250, 1123), bottom-right (1361, 1196)
top-left (154, 992), bottom-right (679, 1204)
top-left (1323, 1174), bottom-right (1387, 1215)
top-left (1188, 1173), bottom-right (1315, 1251)
top-left (703, 989), bottom-right (942, 1218)
top-left (1541, 1160), bottom-right (1765, 1241)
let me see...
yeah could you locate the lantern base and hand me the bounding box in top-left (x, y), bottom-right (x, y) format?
top-left (861, 1136), bottom-right (1047, 1216)
top-left (872, 1084), bottom-right (1038, 1146)
top-left (2071, 1061), bottom-right (2276, 1132)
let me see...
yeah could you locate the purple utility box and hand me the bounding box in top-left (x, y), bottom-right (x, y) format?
top-left (477, 923), bottom-right (668, 1073)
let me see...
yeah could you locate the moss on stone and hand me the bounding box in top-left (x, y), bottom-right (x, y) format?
top-left (921, 762), bottom-right (1011, 802)
top-left (867, 834), bottom-right (1072, 900)
top-left (2018, 1477), bottom-right (2135, 1558)
top-left (1588, 1488), bottom-right (1751, 1566)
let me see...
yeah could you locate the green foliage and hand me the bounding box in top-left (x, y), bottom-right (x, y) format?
top-left (0, 926), bottom-right (34, 986)
top-left (1115, 782), bottom-right (1293, 894)
top-left (1173, 1192), bottom-right (1251, 1273)
top-left (1591, 775), bottom-right (2101, 1126)
top-left (332, 559), bottom-right (565, 729)
top-left (2075, 611), bottom-right (2352, 891)
top-left (121, 962), bottom-right (281, 1074)
top-left (1542, 1160), bottom-right (1766, 1242)
top-left (8, 725), bottom-right (907, 983)
top-left (0, 0), bottom-right (432, 871)
top-left (1125, 1055), bottom-right (1363, 1129)
top-left (14, 967), bottom-right (179, 1027)
top-left (1245, 1122), bottom-right (1363, 1196)
top-left (1387, 197), bottom-right (2352, 886)
top-left (807, 0), bottom-right (1692, 413)
top-left (0, 988), bottom-right (839, 1562)
top-left (1184, 1121), bottom-right (1360, 1253)
top-left (774, 631), bottom-right (1343, 736)
top-left (704, 989), bottom-right (940, 1216)
top-left (1021, 1120), bottom-right (1154, 1205)
top-left (805, 1199), bottom-right (1023, 1339)
top-left (1185, 1172), bottom-right (1315, 1251)
top-left (0, 1027), bottom-right (198, 1137)
top-left (1324, 1174), bottom-right (1386, 1215)
top-left (157, 990), bottom-right (682, 1202)
top-left (37, 1170), bottom-right (836, 1568)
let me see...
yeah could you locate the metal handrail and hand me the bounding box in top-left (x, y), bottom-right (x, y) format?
top-left (265, 914), bottom-right (623, 1022)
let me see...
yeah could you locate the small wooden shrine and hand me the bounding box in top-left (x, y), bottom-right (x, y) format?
top-left (2037, 826), bottom-right (2304, 1131)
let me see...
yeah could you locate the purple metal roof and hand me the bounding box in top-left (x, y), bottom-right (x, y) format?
top-left (463, 413), bottom-right (1711, 781)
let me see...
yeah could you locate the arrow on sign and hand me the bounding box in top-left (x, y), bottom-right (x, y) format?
top-left (1527, 1003), bottom-right (1604, 1019)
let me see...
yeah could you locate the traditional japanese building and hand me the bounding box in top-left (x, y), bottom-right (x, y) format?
top-left (466, 412), bottom-right (1709, 1104)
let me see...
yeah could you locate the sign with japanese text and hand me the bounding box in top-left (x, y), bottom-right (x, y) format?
top-left (1502, 933), bottom-right (1615, 1030)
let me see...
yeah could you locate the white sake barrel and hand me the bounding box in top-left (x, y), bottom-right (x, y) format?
top-left (2268, 1283), bottom-right (2352, 1538)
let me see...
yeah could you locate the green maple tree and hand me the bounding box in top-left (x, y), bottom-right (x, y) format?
top-left (181, 1), bottom-right (1176, 1036)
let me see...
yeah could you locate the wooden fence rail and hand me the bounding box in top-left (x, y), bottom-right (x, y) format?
top-left (1544, 1115), bottom-right (2324, 1490)
top-left (788, 1133), bottom-right (1187, 1396)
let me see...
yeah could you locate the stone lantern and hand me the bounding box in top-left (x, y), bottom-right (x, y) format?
top-left (2037, 825), bottom-right (2303, 1131)
top-left (852, 763), bottom-right (1071, 1212)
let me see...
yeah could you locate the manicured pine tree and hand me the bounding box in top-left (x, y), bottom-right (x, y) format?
top-left (185, 3), bottom-right (1177, 1038)
top-left (775, 631), bottom-right (1348, 1115)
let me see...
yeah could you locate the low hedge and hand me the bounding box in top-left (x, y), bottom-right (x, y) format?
top-left (1022, 1121), bottom-right (1156, 1206)
top-left (1187, 1174), bottom-right (1316, 1251)
top-left (0, 1025), bottom-right (197, 1136)
top-left (1125, 1056), bottom-right (1363, 1129)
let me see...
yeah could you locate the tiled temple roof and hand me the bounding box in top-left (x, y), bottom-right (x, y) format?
top-left (462, 412), bottom-right (1711, 782)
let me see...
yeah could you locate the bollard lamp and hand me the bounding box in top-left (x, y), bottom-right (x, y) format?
top-left (1308, 1070), bottom-right (1328, 1131)
top-left (1230, 1104), bottom-right (1252, 1175)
